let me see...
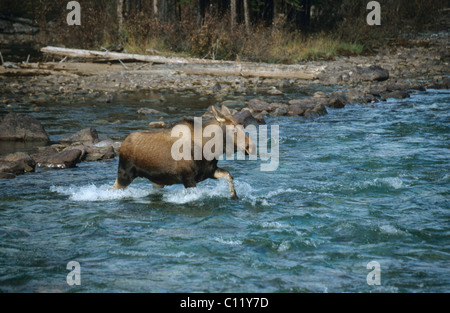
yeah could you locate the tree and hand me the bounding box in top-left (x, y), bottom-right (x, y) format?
top-left (243, 0), bottom-right (250, 32)
top-left (117, 0), bottom-right (124, 38)
top-left (153, 0), bottom-right (158, 19)
top-left (230, 0), bottom-right (236, 30)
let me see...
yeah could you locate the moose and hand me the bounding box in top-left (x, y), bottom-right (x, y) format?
top-left (113, 106), bottom-right (255, 199)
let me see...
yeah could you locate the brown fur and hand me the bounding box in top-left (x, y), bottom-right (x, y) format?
top-left (113, 106), bottom-right (254, 199)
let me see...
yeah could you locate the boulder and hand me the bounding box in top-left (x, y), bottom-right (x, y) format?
top-left (60, 127), bottom-right (98, 144)
top-left (355, 65), bottom-right (390, 82)
top-left (0, 113), bottom-right (49, 142)
top-left (62, 144), bottom-right (87, 160)
top-left (84, 145), bottom-right (115, 161)
top-left (325, 94), bottom-right (348, 108)
top-left (33, 148), bottom-right (83, 169)
top-left (0, 152), bottom-right (36, 178)
top-left (288, 97), bottom-right (328, 117)
top-left (247, 99), bottom-right (273, 112)
top-left (60, 138), bottom-right (119, 162)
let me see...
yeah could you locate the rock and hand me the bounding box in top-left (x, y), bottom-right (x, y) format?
top-left (94, 93), bottom-right (114, 103)
top-left (253, 113), bottom-right (266, 124)
top-left (137, 108), bottom-right (163, 115)
top-left (384, 84), bottom-right (407, 92)
top-left (0, 152), bottom-right (36, 178)
top-left (312, 103), bottom-right (328, 117)
top-left (84, 145), bottom-right (115, 161)
top-left (382, 90), bottom-right (411, 99)
top-left (148, 121), bottom-right (167, 129)
top-left (414, 85), bottom-right (427, 92)
top-left (0, 113), bottom-right (50, 143)
top-left (33, 148), bottom-right (83, 169)
top-left (427, 78), bottom-right (450, 90)
top-left (288, 97), bottom-right (318, 108)
top-left (326, 94), bottom-right (348, 108)
top-left (355, 65), bottom-right (390, 82)
top-left (303, 109), bottom-right (320, 119)
top-left (345, 89), bottom-right (368, 104)
top-left (0, 172), bottom-right (15, 179)
top-left (247, 99), bottom-right (275, 112)
top-left (84, 139), bottom-right (118, 161)
top-left (60, 128), bottom-right (99, 144)
top-left (111, 141), bottom-right (122, 154)
top-left (266, 86), bottom-right (283, 95)
top-left (272, 107), bottom-right (288, 116)
top-left (232, 109), bottom-right (260, 127)
top-left (212, 83), bottom-right (222, 93)
top-left (288, 97), bottom-right (328, 117)
top-left (62, 144), bottom-right (87, 160)
top-left (289, 105), bottom-right (305, 116)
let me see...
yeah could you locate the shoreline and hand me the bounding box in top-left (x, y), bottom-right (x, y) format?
top-left (0, 32), bottom-right (448, 179)
top-left (0, 32), bottom-right (448, 102)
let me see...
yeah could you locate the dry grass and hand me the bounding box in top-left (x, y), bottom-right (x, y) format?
top-left (117, 15), bottom-right (364, 64)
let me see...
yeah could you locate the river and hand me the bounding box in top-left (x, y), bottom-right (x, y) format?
top-left (0, 88), bottom-right (448, 292)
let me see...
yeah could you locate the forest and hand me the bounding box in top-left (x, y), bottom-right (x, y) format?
top-left (0, 0), bottom-right (447, 63)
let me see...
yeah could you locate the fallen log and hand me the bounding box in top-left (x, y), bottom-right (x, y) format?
top-left (0, 68), bottom-right (57, 76)
top-left (172, 63), bottom-right (323, 79)
top-left (41, 46), bottom-right (226, 64)
top-left (41, 46), bottom-right (325, 79)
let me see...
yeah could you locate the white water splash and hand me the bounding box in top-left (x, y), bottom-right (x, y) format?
top-left (50, 180), bottom-right (298, 205)
top-left (378, 224), bottom-right (409, 236)
top-left (163, 180), bottom-right (260, 204)
top-left (163, 182), bottom-right (230, 204)
top-left (50, 184), bottom-right (152, 201)
top-left (363, 177), bottom-right (405, 190)
top-left (260, 221), bottom-right (284, 229)
top-left (214, 237), bottom-right (243, 246)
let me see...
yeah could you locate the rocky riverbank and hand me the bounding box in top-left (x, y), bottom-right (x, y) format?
top-left (0, 32), bottom-right (448, 179)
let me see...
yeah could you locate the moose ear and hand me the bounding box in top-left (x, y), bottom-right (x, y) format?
top-left (211, 105), bottom-right (227, 123)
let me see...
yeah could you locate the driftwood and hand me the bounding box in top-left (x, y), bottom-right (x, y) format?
top-left (0, 69), bottom-right (55, 76)
top-left (0, 61), bottom-right (89, 77)
top-left (41, 46), bottom-right (225, 64)
top-left (41, 46), bottom-right (325, 79)
top-left (170, 63), bottom-right (322, 79)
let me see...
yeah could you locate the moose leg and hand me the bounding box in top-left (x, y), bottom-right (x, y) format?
top-left (113, 177), bottom-right (132, 190)
top-left (213, 168), bottom-right (237, 200)
top-left (113, 158), bottom-right (136, 190)
top-left (183, 177), bottom-right (197, 189)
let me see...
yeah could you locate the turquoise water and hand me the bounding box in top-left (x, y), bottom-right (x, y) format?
top-left (0, 89), bottom-right (448, 292)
